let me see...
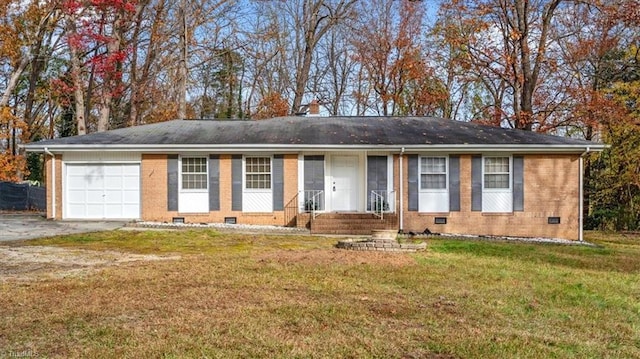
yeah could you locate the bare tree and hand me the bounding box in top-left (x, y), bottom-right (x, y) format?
top-left (436, 0), bottom-right (602, 130)
top-left (253, 0), bottom-right (356, 115)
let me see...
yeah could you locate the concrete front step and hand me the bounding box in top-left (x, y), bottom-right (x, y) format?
top-left (314, 213), bottom-right (396, 220)
top-left (314, 229), bottom-right (390, 235)
top-left (311, 220), bottom-right (398, 227)
top-left (313, 217), bottom-right (398, 222)
top-left (311, 223), bottom-right (397, 230)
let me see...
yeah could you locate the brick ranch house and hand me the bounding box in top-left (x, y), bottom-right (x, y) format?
top-left (24, 116), bottom-right (605, 241)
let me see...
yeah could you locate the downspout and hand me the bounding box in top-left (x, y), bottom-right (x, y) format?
top-left (399, 147), bottom-right (405, 232)
top-left (44, 147), bottom-right (55, 219)
top-left (579, 146), bottom-right (591, 242)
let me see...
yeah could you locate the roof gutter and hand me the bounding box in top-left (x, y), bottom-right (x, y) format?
top-left (23, 143), bottom-right (608, 154)
top-left (579, 146), bottom-right (591, 242)
top-left (44, 147), bottom-right (55, 219)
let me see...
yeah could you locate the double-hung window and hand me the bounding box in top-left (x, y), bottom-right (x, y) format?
top-left (420, 157), bottom-right (447, 190)
top-left (419, 156), bottom-right (449, 212)
top-left (178, 156), bottom-right (208, 213)
top-left (243, 156), bottom-right (273, 213)
top-left (482, 156), bottom-right (512, 212)
top-left (245, 157), bottom-right (271, 189)
top-left (181, 157), bottom-right (207, 190)
top-left (484, 157), bottom-right (510, 189)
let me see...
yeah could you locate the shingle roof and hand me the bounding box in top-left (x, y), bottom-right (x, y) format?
top-left (25, 116), bottom-right (602, 150)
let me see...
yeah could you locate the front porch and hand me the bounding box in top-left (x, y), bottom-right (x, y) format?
top-left (285, 189), bottom-right (398, 235)
top-left (296, 212), bottom-right (399, 235)
top-left (283, 152), bottom-right (398, 235)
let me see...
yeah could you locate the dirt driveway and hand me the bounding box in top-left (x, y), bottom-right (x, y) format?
top-left (0, 214), bottom-right (126, 242)
top-left (0, 215), bottom-right (175, 281)
top-left (0, 245), bottom-right (179, 282)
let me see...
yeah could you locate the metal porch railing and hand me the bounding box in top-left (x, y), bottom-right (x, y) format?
top-left (369, 190), bottom-right (395, 220)
top-left (302, 190), bottom-right (324, 219)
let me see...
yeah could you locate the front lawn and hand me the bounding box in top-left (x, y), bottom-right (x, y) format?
top-left (1, 230), bottom-right (639, 358)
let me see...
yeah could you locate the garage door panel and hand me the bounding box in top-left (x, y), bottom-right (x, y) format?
top-left (93, 177), bottom-right (106, 187)
top-left (84, 175), bottom-right (105, 187)
top-left (84, 165), bottom-right (103, 176)
top-left (86, 190), bottom-right (105, 203)
top-left (122, 189), bottom-right (139, 201)
top-left (85, 165), bottom-right (103, 173)
top-left (104, 204), bottom-right (122, 217)
top-left (86, 204), bottom-right (105, 217)
top-left (122, 204), bottom-right (139, 218)
top-left (122, 165), bottom-right (138, 175)
top-left (104, 177), bottom-right (124, 189)
top-left (67, 204), bottom-right (85, 218)
top-left (66, 165), bottom-right (87, 175)
top-left (67, 176), bottom-right (88, 189)
top-left (68, 189), bottom-right (86, 201)
top-left (104, 190), bottom-right (123, 203)
top-left (65, 163), bottom-right (140, 219)
top-left (122, 176), bottom-right (139, 188)
top-left (107, 165), bottom-right (123, 175)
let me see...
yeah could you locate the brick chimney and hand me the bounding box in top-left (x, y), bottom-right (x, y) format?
top-left (308, 99), bottom-right (320, 116)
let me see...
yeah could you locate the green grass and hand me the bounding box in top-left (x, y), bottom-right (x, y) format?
top-left (1, 230), bottom-right (639, 358)
top-left (20, 229), bottom-right (331, 254)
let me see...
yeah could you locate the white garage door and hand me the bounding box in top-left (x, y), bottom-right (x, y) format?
top-left (65, 163), bottom-right (140, 219)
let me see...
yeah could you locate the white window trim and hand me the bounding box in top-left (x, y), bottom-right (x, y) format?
top-left (482, 155), bottom-right (512, 193)
top-left (419, 155), bottom-right (449, 193)
top-left (179, 156), bottom-right (208, 193)
top-left (243, 155), bottom-right (273, 193)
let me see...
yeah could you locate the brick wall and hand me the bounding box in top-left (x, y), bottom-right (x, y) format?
top-left (283, 154), bottom-right (299, 212)
top-left (44, 155), bottom-right (63, 219)
top-left (45, 151), bottom-right (580, 239)
top-left (140, 154), bottom-right (299, 226)
top-left (399, 154), bottom-right (581, 240)
top-left (140, 154), bottom-right (170, 221)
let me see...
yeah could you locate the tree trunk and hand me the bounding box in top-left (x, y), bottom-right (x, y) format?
top-left (1, 9), bottom-right (54, 108)
top-left (291, 1), bottom-right (320, 114)
top-left (515, 0), bottom-right (561, 130)
top-left (23, 11), bottom-right (53, 140)
top-left (97, 95), bottom-right (111, 131)
top-left (290, 0), bottom-right (356, 114)
top-left (0, 57), bottom-right (29, 108)
top-left (177, 0), bottom-right (188, 119)
top-left (97, 11), bottom-right (123, 132)
top-left (66, 17), bottom-right (87, 135)
top-left (24, 51), bottom-right (44, 132)
top-left (128, 24), bottom-right (140, 126)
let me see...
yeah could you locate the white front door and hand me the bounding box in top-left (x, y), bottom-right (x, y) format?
top-left (331, 155), bottom-right (358, 211)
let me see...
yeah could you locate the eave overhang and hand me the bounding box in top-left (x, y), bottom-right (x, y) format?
top-left (23, 143), bottom-right (608, 154)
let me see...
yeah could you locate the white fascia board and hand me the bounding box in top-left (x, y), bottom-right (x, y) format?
top-left (399, 144), bottom-right (609, 153)
top-left (23, 143), bottom-right (608, 153)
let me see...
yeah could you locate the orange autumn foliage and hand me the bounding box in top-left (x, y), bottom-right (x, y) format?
top-left (253, 92), bottom-right (290, 120)
top-left (0, 106), bottom-right (28, 182)
top-left (351, 0), bottom-right (445, 116)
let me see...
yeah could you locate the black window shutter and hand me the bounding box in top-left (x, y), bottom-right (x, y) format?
top-left (471, 155), bottom-right (482, 211)
top-left (367, 156), bottom-right (388, 210)
top-left (209, 155), bottom-right (220, 211)
top-left (167, 155), bottom-right (178, 211)
top-left (408, 155), bottom-right (418, 211)
top-left (449, 155), bottom-right (460, 211)
top-left (304, 155), bottom-right (324, 191)
top-left (231, 155), bottom-right (242, 211)
top-left (272, 155), bottom-right (284, 211)
top-left (513, 156), bottom-right (524, 211)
